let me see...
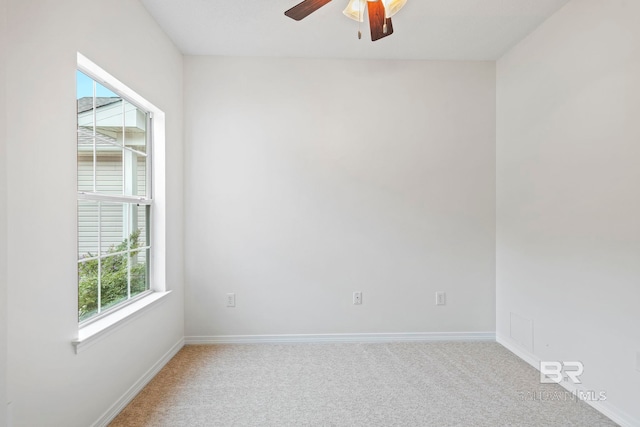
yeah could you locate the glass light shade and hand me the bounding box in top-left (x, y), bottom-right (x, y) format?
top-left (343, 0), bottom-right (366, 22)
top-left (382, 0), bottom-right (407, 17)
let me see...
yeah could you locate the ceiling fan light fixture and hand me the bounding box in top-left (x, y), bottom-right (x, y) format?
top-left (343, 0), bottom-right (366, 22)
top-left (286, 0), bottom-right (403, 42)
top-left (381, 0), bottom-right (407, 18)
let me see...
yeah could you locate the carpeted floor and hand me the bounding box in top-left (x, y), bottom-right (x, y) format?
top-left (110, 342), bottom-right (617, 426)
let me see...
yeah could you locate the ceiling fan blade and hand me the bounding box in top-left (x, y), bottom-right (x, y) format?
top-left (285, 0), bottom-right (332, 21)
top-left (367, 0), bottom-right (394, 41)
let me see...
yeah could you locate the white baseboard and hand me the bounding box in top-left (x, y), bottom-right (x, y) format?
top-left (185, 331), bottom-right (496, 345)
top-left (497, 334), bottom-right (639, 427)
top-left (91, 338), bottom-right (185, 427)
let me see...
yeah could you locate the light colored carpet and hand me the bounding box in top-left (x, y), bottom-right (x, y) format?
top-left (110, 342), bottom-right (617, 426)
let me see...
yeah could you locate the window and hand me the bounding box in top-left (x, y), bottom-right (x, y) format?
top-left (76, 69), bottom-right (153, 323)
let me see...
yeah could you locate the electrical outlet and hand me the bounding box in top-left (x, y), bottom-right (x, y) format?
top-left (226, 293), bottom-right (236, 307)
top-left (435, 292), bottom-right (446, 306)
top-left (353, 291), bottom-right (362, 305)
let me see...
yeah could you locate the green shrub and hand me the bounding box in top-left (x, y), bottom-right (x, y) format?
top-left (78, 229), bottom-right (147, 321)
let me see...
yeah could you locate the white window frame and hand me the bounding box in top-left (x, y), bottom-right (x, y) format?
top-left (73, 53), bottom-right (169, 354)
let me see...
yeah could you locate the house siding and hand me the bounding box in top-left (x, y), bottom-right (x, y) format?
top-left (77, 155), bottom-right (147, 258)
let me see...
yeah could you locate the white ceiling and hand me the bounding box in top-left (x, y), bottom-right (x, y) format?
top-left (140, 0), bottom-right (570, 60)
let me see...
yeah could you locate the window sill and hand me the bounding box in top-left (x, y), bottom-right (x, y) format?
top-left (72, 291), bottom-right (171, 354)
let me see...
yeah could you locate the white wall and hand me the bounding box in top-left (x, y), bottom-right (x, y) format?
top-left (0, 0), bottom-right (8, 423)
top-left (5, 1), bottom-right (184, 426)
top-left (184, 57), bottom-right (496, 337)
top-left (496, 0), bottom-right (640, 424)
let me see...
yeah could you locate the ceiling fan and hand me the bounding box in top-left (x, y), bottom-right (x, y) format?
top-left (285, 0), bottom-right (407, 42)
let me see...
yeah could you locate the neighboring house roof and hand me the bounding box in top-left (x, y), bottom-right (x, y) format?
top-left (77, 97), bottom-right (121, 113)
top-left (77, 97), bottom-right (120, 148)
